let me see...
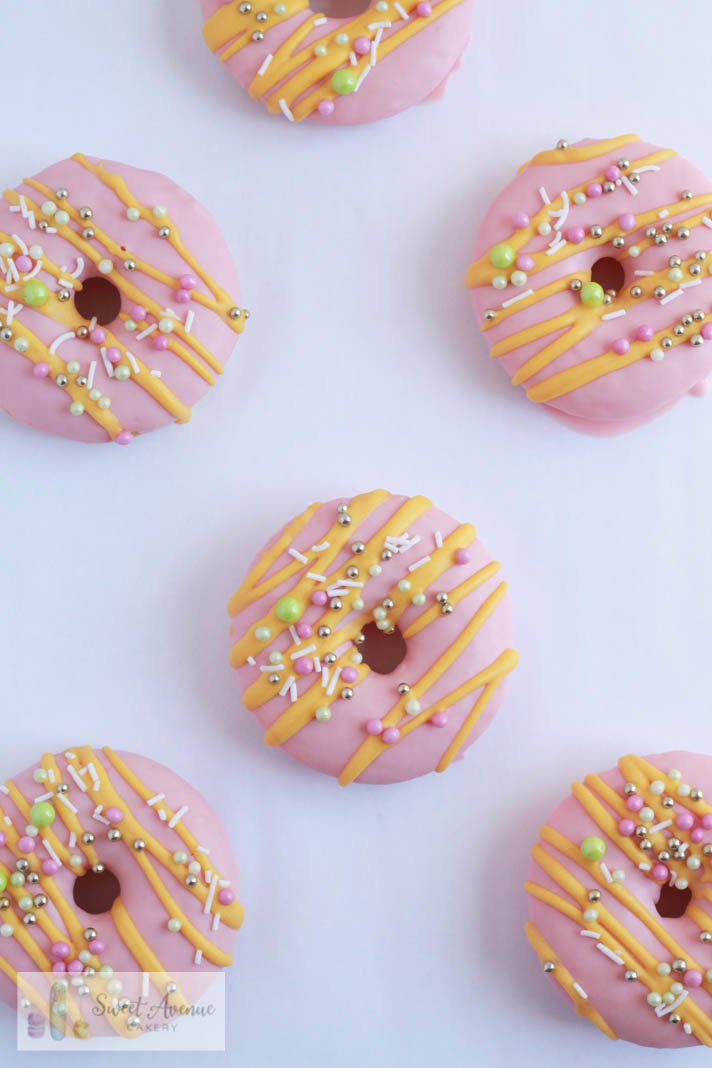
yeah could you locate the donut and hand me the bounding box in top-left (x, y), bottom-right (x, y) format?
top-left (0, 154), bottom-right (246, 445)
top-left (467, 134), bottom-right (712, 435)
top-left (201, 0), bottom-right (473, 125)
top-left (227, 490), bottom-right (518, 784)
top-left (0, 745), bottom-right (243, 1040)
top-left (525, 751), bottom-right (712, 1048)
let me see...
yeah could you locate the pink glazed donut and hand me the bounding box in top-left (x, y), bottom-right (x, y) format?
top-left (201, 0), bottom-right (474, 125)
top-left (0, 154), bottom-right (246, 445)
top-left (526, 751), bottom-right (712, 1048)
top-left (227, 490), bottom-right (518, 785)
top-left (467, 134), bottom-right (712, 435)
top-left (0, 745), bottom-right (242, 1041)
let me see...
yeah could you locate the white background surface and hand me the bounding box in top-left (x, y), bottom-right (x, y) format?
top-left (1, 0), bottom-right (712, 1064)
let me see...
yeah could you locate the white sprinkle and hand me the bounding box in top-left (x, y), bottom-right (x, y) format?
top-left (289, 625), bottom-right (301, 646)
top-left (288, 548), bottom-right (308, 563)
top-left (579, 930), bottom-right (600, 939)
top-left (22, 260), bottom-right (42, 281)
top-left (602, 309), bottom-right (626, 320)
top-left (87, 763), bottom-right (99, 785)
top-left (280, 674), bottom-right (296, 697)
top-left (135, 324), bottom-right (157, 341)
top-left (670, 869), bottom-right (677, 885)
top-left (327, 588), bottom-right (350, 597)
top-left (68, 832), bottom-right (76, 849)
top-left (313, 656), bottom-right (320, 672)
top-left (204, 874), bottom-right (218, 914)
top-left (408, 555), bottom-right (431, 572)
top-left (551, 190), bottom-right (570, 231)
top-left (279, 98), bottom-right (295, 122)
top-left (367, 19), bottom-right (390, 27)
top-left (434, 531), bottom-right (443, 549)
top-left (681, 278), bottom-right (703, 290)
top-left (184, 310), bottom-right (194, 333)
top-left (636, 165), bottom-right (660, 174)
top-left (545, 237), bottom-right (566, 256)
top-left (289, 682), bottom-right (298, 703)
top-left (370, 27), bottom-right (383, 65)
top-left (57, 277), bottom-right (73, 290)
top-left (150, 369), bottom-right (162, 377)
top-left (326, 666), bottom-right (342, 696)
top-left (66, 765), bottom-right (87, 792)
top-left (2, 817), bottom-right (9, 826)
top-left (218, 879), bottom-right (230, 888)
top-left (660, 288), bottom-right (684, 305)
top-left (538, 186), bottom-right (551, 205)
top-left (126, 352), bottom-right (140, 374)
top-left (33, 792), bottom-right (53, 803)
top-left (158, 809), bottom-right (167, 821)
top-left (71, 258), bottom-right (85, 279)
top-left (42, 839), bottom-right (60, 864)
top-left (634, 270), bottom-right (654, 276)
top-left (327, 579), bottom-right (362, 591)
top-left (313, 15), bottom-right (326, 23)
top-left (168, 805), bottom-right (189, 829)
top-left (99, 347), bottom-right (115, 378)
top-left (596, 943), bottom-right (624, 965)
top-left (0, 785), bottom-right (8, 795)
top-left (6, 259), bottom-right (19, 283)
top-left (656, 990), bottom-right (688, 1017)
top-left (142, 972), bottom-right (149, 998)
top-left (572, 982), bottom-right (587, 999)
top-left (47, 769), bottom-right (55, 784)
top-left (311, 542), bottom-right (330, 552)
top-left (354, 66), bottom-right (370, 92)
top-left (321, 668), bottom-right (330, 689)
top-left (87, 360), bottom-right (97, 389)
top-left (394, 1), bottom-right (408, 16)
top-left (658, 209), bottom-right (669, 219)
top-left (703, 216), bottom-right (712, 229)
top-left (55, 793), bottom-right (78, 814)
top-left (212, 913), bottom-right (221, 932)
top-left (649, 819), bottom-right (672, 833)
top-left (194, 949), bottom-right (203, 965)
top-left (147, 793), bottom-right (165, 807)
top-left (501, 288), bottom-right (534, 308)
top-left (600, 863), bottom-right (613, 882)
top-left (196, 846), bottom-right (210, 855)
top-left (261, 664), bottom-right (283, 672)
top-left (350, 51), bottom-right (358, 65)
top-left (3, 284), bottom-right (17, 292)
top-left (4, 300), bottom-right (22, 326)
top-left (306, 572), bottom-right (326, 582)
top-left (684, 1023), bottom-right (692, 1035)
top-left (8, 205), bottom-right (18, 213)
top-left (290, 644), bottom-right (316, 659)
top-left (247, 655), bottom-right (256, 666)
top-left (12, 233), bottom-right (28, 255)
top-left (92, 805), bottom-right (110, 825)
top-left (621, 176), bottom-right (638, 196)
top-left (257, 53), bottom-right (273, 76)
top-left (638, 862), bottom-right (651, 871)
top-left (677, 841), bottom-right (688, 858)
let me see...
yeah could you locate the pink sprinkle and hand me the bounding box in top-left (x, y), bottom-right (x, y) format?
top-left (115, 430), bottom-right (133, 446)
top-left (702, 814), bottom-right (712, 830)
top-left (51, 941), bottom-right (70, 959)
top-left (341, 667), bottom-right (358, 684)
top-left (153, 335), bottom-right (169, 350)
top-left (353, 36), bottom-right (370, 54)
top-left (89, 327), bottom-right (106, 345)
top-left (701, 324), bottom-right (712, 341)
top-left (52, 962), bottom-right (67, 974)
top-left (431, 711), bottom-right (448, 728)
top-left (33, 362), bottom-right (50, 378)
top-left (618, 818), bottom-right (635, 836)
top-left (317, 100), bottom-right (335, 117)
top-left (612, 338), bottom-right (629, 355)
top-left (382, 727), bottom-right (400, 744)
top-left (513, 212), bottom-right (530, 229)
top-left (42, 859), bottom-right (60, 876)
top-left (179, 274), bottom-right (198, 290)
top-left (365, 718), bottom-right (383, 735)
top-left (88, 939), bottom-right (105, 954)
top-left (416, 1), bottom-right (431, 13)
top-left (618, 213), bottom-right (636, 232)
top-left (651, 863), bottom-right (669, 882)
top-left (293, 656), bottom-right (313, 676)
top-left (130, 304), bottom-right (146, 321)
top-left (566, 226), bottom-right (585, 244)
top-left (15, 255), bottom-right (32, 273)
top-left (296, 622), bottom-right (312, 639)
top-left (626, 794), bottom-right (643, 812)
top-left (685, 969), bottom-right (703, 988)
top-left (18, 836), bottom-right (34, 853)
top-left (311, 590), bottom-right (328, 606)
top-left (636, 325), bottom-right (654, 342)
top-left (218, 888), bottom-right (235, 905)
top-left (106, 347), bottom-right (121, 364)
top-left (691, 828), bottom-right (704, 843)
top-left (604, 165), bottom-right (621, 182)
top-left (454, 548), bottom-right (472, 566)
top-left (676, 811), bottom-right (694, 830)
top-left (586, 182), bottom-right (603, 199)
top-left (67, 960), bottom-right (83, 974)
top-left (175, 288), bottom-right (191, 304)
top-left (105, 806), bottom-right (123, 822)
top-left (516, 254), bottom-right (534, 271)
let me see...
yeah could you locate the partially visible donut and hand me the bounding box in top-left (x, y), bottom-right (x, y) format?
top-left (201, 0), bottom-right (474, 125)
top-left (467, 135), bottom-right (712, 435)
top-left (227, 490), bottom-right (518, 784)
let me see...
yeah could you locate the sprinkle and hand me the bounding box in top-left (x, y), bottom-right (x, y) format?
top-left (150, 369), bottom-right (162, 377)
top-left (126, 352), bottom-right (140, 374)
top-left (677, 841), bottom-right (688, 858)
top-left (68, 832), bottom-right (76, 849)
top-left (638, 862), bottom-right (651, 871)
top-left (0, 786), bottom-right (7, 795)
top-left (306, 572), bottom-right (326, 582)
top-left (600, 863), bottom-right (613, 882)
top-left (184, 310), bottom-right (194, 333)
top-left (703, 216), bottom-right (712, 229)
top-left (290, 682), bottom-right (298, 702)
top-left (212, 913), bottom-right (221, 932)
top-left (354, 66), bottom-right (370, 91)
top-left (158, 809), bottom-right (167, 821)
top-left (247, 656), bottom-right (256, 666)
top-left (434, 531), bottom-right (443, 548)
top-left (12, 233), bottom-right (28, 255)
top-left (168, 805), bottom-right (189, 829)
top-left (326, 666), bottom-right (342, 696)
top-left (196, 846), bottom-right (210, 855)
top-left (656, 990), bottom-right (688, 1017)
top-left (289, 625), bottom-right (301, 645)
top-left (99, 348), bottom-right (115, 377)
top-left (57, 277), bottom-right (73, 290)
top-left (33, 792), bottom-right (53, 803)
top-left (546, 237), bottom-right (566, 255)
top-left (47, 769), bottom-right (55, 784)
top-left (142, 972), bottom-right (149, 998)
top-left (327, 580), bottom-right (362, 591)
top-left (288, 548), bottom-right (308, 563)
top-left (194, 949), bottom-right (203, 965)
top-left (313, 15), bottom-right (326, 22)
top-left (596, 944), bottom-right (624, 965)
top-left (636, 165), bottom-right (660, 174)
top-left (313, 656), bottom-right (320, 672)
top-left (4, 300), bottom-right (22, 325)
top-left (146, 793), bottom-right (165, 807)
top-left (135, 324), bottom-right (157, 341)
top-left (261, 664), bottom-right (283, 672)
top-left (279, 674), bottom-right (296, 697)
top-left (572, 982), bottom-right (587, 999)
top-left (55, 793), bottom-right (78, 814)
top-left (602, 309), bottom-right (626, 320)
top-left (579, 930), bottom-right (600, 939)
top-left (538, 187), bottom-right (551, 205)
top-left (71, 258), bottom-right (85, 278)
top-left (634, 270), bottom-right (654, 276)
top-left (6, 259), bottom-right (19, 283)
top-left (311, 542), bottom-right (330, 552)
top-left (408, 555), bottom-right (431, 572)
top-left (684, 1023), bottom-right (692, 1035)
top-left (204, 874), bottom-right (218, 914)
top-left (87, 763), bottom-right (99, 785)
top-left (350, 51), bottom-right (358, 65)
top-left (621, 176), bottom-right (638, 196)
top-left (291, 644), bottom-right (316, 658)
top-left (551, 190), bottom-right (570, 231)
top-left (87, 361), bottom-right (97, 389)
top-left (2, 817), bottom-right (9, 826)
top-left (321, 668), bottom-right (330, 689)
top-left (501, 288), bottom-right (534, 307)
top-left (681, 279), bottom-right (703, 289)
top-left (658, 209), bottom-right (669, 219)
top-left (218, 880), bottom-right (230, 888)
top-left (92, 806), bottom-right (110, 825)
top-left (367, 19), bottom-right (391, 27)
top-left (394, 1), bottom-right (408, 15)
top-left (279, 99), bottom-right (295, 122)
top-left (42, 839), bottom-right (60, 864)
top-left (370, 27), bottom-right (383, 65)
top-left (257, 53), bottom-right (273, 76)
top-left (22, 260), bottom-right (42, 281)
top-left (66, 765), bottom-right (87, 792)
top-left (649, 819), bottom-right (673, 833)
top-left (659, 288), bottom-right (685, 305)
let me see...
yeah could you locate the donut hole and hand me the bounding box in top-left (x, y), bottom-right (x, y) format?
top-left (358, 621), bottom-right (407, 675)
top-left (73, 868), bottom-right (121, 914)
top-left (73, 276), bottom-right (122, 325)
top-left (316, 0), bottom-right (371, 18)
top-left (590, 256), bottom-right (625, 295)
top-left (655, 881), bottom-right (692, 919)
